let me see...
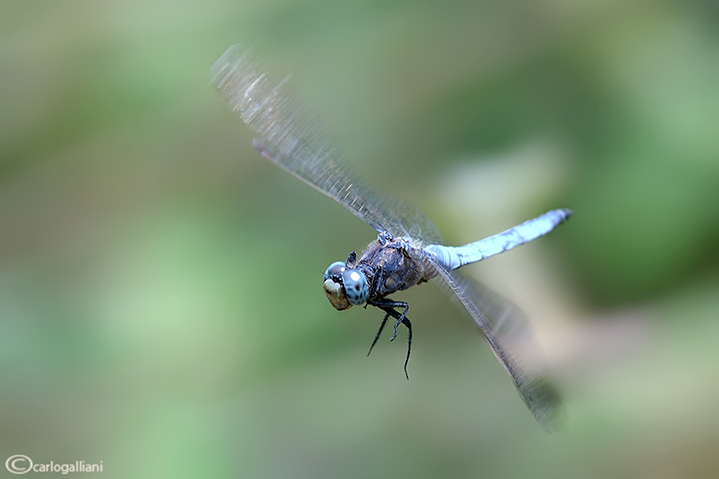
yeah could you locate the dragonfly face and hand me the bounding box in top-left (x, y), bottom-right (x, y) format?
top-left (323, 260), bottom-right (369, 310)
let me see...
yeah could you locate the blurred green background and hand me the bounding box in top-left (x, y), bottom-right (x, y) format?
top-left (1, 1), bottom-right (718, 478)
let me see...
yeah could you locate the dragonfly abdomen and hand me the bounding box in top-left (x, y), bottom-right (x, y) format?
top-left (425, 208), bottom-right (572, 270)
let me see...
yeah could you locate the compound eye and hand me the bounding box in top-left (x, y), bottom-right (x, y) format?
top-left (341, 268), bottom-right (369, 305)
top-left (324, 261), bottom-right (346, 281)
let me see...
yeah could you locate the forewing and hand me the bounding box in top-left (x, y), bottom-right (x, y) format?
top-left (427, 259), bottom-right (566, 432)
top-left (210, 45), bottom-right (442, 245)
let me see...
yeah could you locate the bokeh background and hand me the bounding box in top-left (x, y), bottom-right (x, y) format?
top-left (1, 1), bottom-right (718, 478)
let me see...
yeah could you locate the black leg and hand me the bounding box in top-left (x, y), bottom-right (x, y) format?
top-left (391, 316), bottom-right (403, 342)
top-left (369, 298), bottom-right (409, 342)
top-left (345, 251), bottom-right (357, 267)
top-left (367, 313), bottom-right (390, 357)
top-left (371, 269), bottom-right (384, 299)
top-left (401, 317), bottom-right (412, 380)
top-left (368, 302), bottom-right (413, 380)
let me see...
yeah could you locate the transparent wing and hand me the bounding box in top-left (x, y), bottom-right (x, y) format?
top-left (426, 258), bottom-right (566, 433)
top-left (210, 45), bottom-right (442, 245)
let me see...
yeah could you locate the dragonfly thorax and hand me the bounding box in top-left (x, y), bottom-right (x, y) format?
top-left (323, 260), bottom-right (369, 310)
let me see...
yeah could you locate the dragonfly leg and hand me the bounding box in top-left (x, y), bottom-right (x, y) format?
top-left (345, 251), bottom-right (357, 268)
top-left (368, 300), bottom-right (412, 379)
top-left (367, 312), bottom-right (390, 357)
top-left (391, 315), bottom-right (404, 341)
top-left (368, 304), bottom-right (412, 379)
top-left (402, 317), bottom-right (412, 380)
top-left (369, 299), bottom-right (409, 341)
top-left (370, 269), bottom-right (384, 299)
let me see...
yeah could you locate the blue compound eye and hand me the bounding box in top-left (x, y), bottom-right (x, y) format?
top-left (324, 261), bottom-right (346, 281)
top-left (342, 268), bottom-right (369, 305)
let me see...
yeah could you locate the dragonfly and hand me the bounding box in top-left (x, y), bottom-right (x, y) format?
top-left (210, 45), bottom-right (571, 432)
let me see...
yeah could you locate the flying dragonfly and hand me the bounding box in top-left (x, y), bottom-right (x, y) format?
top-left (210, 45), bottom-right (571, 432)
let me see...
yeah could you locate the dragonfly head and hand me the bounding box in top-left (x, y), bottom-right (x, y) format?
top-left (323, 261), bottom-right (369, 310)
